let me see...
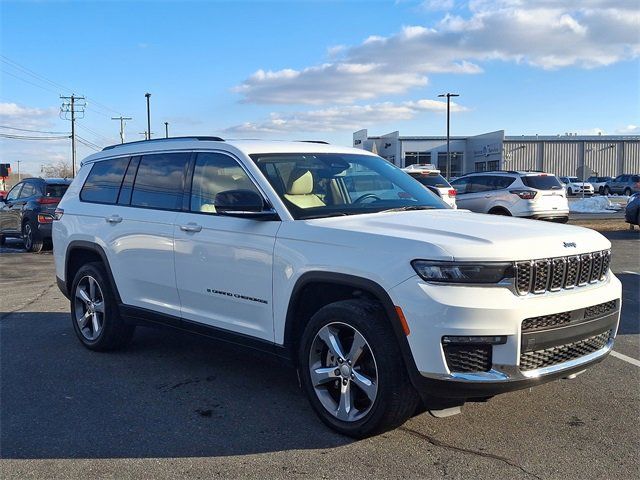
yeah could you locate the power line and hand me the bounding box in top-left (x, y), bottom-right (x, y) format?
top-left (76, 135), bottom-right (101, 151)
top-left (0, 125), bottom-right (70, 135)
top-left (0, 133), bottom-right (70, 140)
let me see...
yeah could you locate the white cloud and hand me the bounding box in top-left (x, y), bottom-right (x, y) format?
top-left (421, 0), bottom-right (455, 11)
top-left (234, 0), bottom-right (640, 104)
top-left (617, 124), bottom-right (640, 134)
top-left (224, 98), bottom-right (466, 134)
top-left (0, 102), bottom-right (58, 128)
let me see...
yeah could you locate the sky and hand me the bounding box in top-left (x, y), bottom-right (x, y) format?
top-left (1, 0), bottom-right (639, 175)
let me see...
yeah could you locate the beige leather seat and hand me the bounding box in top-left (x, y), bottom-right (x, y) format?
top-left (284, 169), bottom-right (325, 209)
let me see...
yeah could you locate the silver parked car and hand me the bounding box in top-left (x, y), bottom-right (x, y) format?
top-left (603, 174), bottom-right (640, 196)
top-left (451, 171), bottom-right (569, 222)
top-left (586, 176), bottom-right (614, 195)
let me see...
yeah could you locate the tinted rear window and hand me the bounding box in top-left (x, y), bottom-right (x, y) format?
top-left (521, 175), bottom-right (563, 190)
top-left (45, 184), bottom-right (69, 198)
top-left (130, 153), bottom-right (190, 210)
top-left (81, 157), bottom-right (130, 204)
top-left (410, 173), bottom-right (450, 188)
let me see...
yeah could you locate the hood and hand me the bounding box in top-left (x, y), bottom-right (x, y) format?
top-left (301, 209), bottom-right (610, 261)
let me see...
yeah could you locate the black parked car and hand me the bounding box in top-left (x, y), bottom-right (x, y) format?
top-left (626, 193), bottom-right (640, 227)
top-left (0, 177), bottom-right (71, 252)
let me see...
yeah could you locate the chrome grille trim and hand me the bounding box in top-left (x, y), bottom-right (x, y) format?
top-left (515, 249), bottom-right (610, 296)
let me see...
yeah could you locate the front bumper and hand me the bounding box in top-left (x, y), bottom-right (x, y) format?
top-left (391, 272), bottom-right (622, 399)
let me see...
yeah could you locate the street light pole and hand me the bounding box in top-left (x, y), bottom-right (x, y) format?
top-left (164, 122), bottom-right (169, 138)
top-left (438, 92), bottom-right (460, 180)
top-left (145, 93), bottom-right (151, 139)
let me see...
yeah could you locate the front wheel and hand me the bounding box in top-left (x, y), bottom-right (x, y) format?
top-left (624, 188), bottom-right (632, 196)
top-left (604, 186), bottom-right (611, 195)
top-left (299, 299), bottom-right (419, 438)
top-left (598, 186), bottom-right (604, 195)
top-left (567, 188), bottom-right (574, 196)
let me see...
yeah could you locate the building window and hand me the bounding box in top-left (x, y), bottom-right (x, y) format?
top-left (475, 162), bottom-right (487, 172)
top-left (404, 151), bottom-right (430, 167)
top-left (487, 160), bottom-right (500, 171)
top-left (437, 152), bottom-right (463, 177)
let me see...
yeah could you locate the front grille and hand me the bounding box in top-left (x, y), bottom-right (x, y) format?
top-left (515, 250), bottom-right (610, 295)
top-left (443, 345), bottom-right (492, 373)
top-left (519, 331), bottom-right (610, 371)
top-left (584, 300), bottom-right (617, 320)
top-left (522, 311), bottom-right (572, 332)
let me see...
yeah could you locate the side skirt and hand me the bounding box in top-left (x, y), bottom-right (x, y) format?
top-left (119, 304), bottom-right (292, 363)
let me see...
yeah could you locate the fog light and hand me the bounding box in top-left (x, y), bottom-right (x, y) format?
top-left (442, 336), bottom-right (507, 345)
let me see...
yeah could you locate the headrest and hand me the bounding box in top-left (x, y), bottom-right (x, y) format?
top-left (287, 169), bottom-right (314, 195)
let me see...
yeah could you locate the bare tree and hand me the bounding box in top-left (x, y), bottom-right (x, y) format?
top-left (41, 160), bottom-right (73, 179)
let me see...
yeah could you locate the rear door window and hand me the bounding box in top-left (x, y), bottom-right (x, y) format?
top-left (18, 182), bottom-right (37, 198)
top-left (131, 152), bottom-right (190, 210)
top-left (521, 175), bottom-right (563, 190)
top-left (81, 157), bottom-right (130, 204)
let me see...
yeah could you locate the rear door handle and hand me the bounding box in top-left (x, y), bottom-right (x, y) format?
top-left (180, 223), bottom-right (202, 233)
top-left (105, 215), bottom-right (122, 224)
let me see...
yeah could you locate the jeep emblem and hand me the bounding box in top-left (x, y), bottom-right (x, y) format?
top-left (563, 242), bottom-right (577, 248)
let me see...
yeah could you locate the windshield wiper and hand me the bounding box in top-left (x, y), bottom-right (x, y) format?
top-left (301, 212), bottom-right (350, 219)
top-left (378, 205), bottom-right (436, 213)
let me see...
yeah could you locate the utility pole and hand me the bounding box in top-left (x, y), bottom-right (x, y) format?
top-left (145, 93), bottom-right (152, 139)
top-left (111, 116), bottom-right (133, 144)
top-left (17, 160), bottom-right (21, 181)
top-left (164, 122), bottom-right (169, 138)
top-left (60, 94), bottom-right (86, 177)
top-left (437, 92), bottom-right (459, 180)
top-left (139, 132), bottom-right (153, 140)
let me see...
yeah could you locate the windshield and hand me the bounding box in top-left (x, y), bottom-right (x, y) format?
top-left (251, 153), bottom-right (447, 219)
top-left (45, 184), bottom-right (69, 197)
top-left (408, 173), bottom-right (451, 188)
top-left (521, 175), bottom-right (563, 190)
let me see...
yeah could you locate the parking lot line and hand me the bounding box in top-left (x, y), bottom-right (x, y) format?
top-left (610, 350), bottom-right (640, 368)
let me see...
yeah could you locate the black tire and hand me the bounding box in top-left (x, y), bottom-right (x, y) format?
top-left (0, 234), bottom-right (5, 246)
top-left (567, 188), bottom-right (574, 196)
top-left (624, 188), bottom-right (632, 196)
top-left (70, 262), bottom-right (135, 351)
top-left (23, 221), bottom-right (43, 253)
top-left (299, 299), bottom-right (419, 438)
top-left (604, 186), bottom-right (611, 195)
top-left (488, 208), bottom-right (511, 216)
top-left (598, 186), bottom-right (604, 195)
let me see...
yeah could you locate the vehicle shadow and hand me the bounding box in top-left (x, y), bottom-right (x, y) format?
top-left (617, 273), bottom-right (640, 335)
top-left (0, 312), bottom-right (351, 459)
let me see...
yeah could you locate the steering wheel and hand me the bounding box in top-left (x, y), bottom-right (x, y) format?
top-left (353, 193), bottom-right (382, 204)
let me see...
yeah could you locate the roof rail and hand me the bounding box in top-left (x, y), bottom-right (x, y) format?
top-left (102, 136), bottom-right (224, 151)
top-left (299, 140), bottom-right (330, 144)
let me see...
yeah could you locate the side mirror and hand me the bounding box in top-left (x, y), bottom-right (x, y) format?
top-left (215, 189), bottom-right (279, 220)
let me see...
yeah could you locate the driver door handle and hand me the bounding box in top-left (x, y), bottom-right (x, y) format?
top-left (180, 223), bottom-right (202, 233)
top-left (105, 215), bottom-right (123, 224)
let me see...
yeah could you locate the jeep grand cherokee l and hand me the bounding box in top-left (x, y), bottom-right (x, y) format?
top-left (53, 137), bottom-right (622, 438)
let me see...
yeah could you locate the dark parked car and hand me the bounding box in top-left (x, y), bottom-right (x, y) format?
top-left (603, 174), bottom-right (640, 196)
top-left (0, 177), bottom-right (71, 252)
top-left (626, 193), bottom-right (640, 227)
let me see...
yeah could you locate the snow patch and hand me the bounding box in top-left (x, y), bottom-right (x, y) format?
top-left (570, 196), bottom-right (623, 213)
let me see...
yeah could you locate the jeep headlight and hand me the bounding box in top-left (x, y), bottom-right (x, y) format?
top-left (411, 260), bottom-right (514, 284)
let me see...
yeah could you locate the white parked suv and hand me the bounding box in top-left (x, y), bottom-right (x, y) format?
top-left (402, 164), bottom-right (457, 208)
top-left (53, 138), bottom-right (621, 438)
top-left (451, 171), bottom-right (570, 222)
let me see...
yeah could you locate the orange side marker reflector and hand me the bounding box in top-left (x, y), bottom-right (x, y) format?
top-left (395, 306), bottom-right (410, 336)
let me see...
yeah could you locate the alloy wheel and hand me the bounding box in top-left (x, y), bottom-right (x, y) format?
top-left (23, 224), bottom-right (33, 251)
top-left (309, 322), bottom-right (378, 422)
top-left (74, 275), bottom-right (105, 341)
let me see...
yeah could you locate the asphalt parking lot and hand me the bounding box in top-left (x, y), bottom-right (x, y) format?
top-left (1, 231), bottom-right (639, 480)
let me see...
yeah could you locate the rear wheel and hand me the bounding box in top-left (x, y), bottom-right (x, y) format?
top-left (23, 221), bottom-right (43, 253)
top-left (71, 262), bottom-right (135, 351)
top-left (604, 186), bottom-right (611, 195)
top-left (624, 187), bottom-right (632, 196)
top-left (299, 299), bottom-right (419, 438)
top-left (488, 207), bottom-right (511, 216)
top-left (598, 186), bottom-right (604, 195)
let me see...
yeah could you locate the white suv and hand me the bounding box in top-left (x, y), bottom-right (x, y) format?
top-left (53, 138), bottom-right (621, 438)
top-left (452, 171), bottom-right (570, 222)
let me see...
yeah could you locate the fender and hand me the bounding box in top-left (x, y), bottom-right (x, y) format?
top-left (283, 271), bottom-right (424, 392)
top-left (64, 240), bottom-right (123, 304)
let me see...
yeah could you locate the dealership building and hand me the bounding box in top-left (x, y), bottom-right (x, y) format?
top-left (353, 129), bottom-right (640, 178)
